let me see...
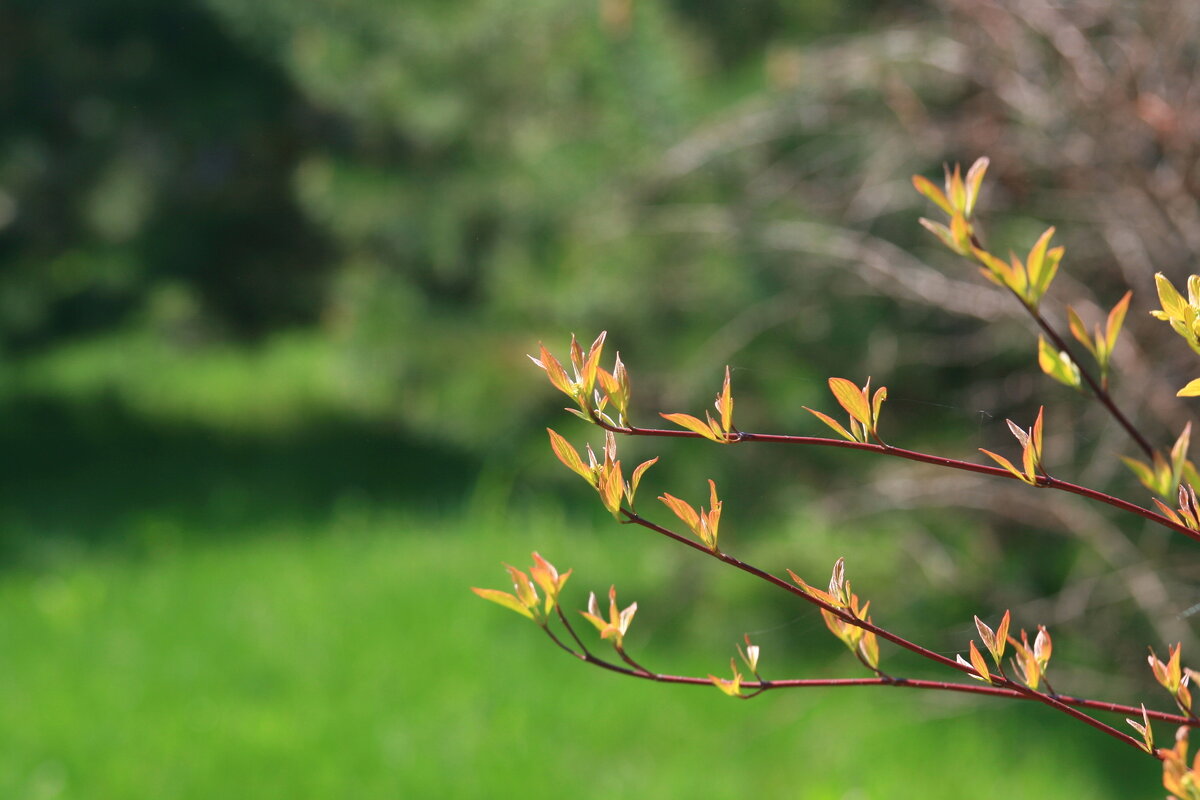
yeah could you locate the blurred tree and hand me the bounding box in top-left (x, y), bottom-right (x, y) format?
top-left (0, 0), bottom-right (331, 347)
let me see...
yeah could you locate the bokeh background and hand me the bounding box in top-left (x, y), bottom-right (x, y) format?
top-left (2, 0), bottom-right (1199, 796)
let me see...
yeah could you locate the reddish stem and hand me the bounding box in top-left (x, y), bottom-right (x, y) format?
top-left (546, 633), bottom-right (1183, 742)
top-left (618, 509), bottom-right (1152, 753)
top-left (600, 419), bottom-right (1200, 543)
top-left (1026, 301), bottom-right (1156, 459)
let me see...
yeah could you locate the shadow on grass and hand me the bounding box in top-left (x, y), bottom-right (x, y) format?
top-left (0, 393), bottom-right (478, 561)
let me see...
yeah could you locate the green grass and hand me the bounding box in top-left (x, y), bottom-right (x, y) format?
top-left (0, 334), bottom-right (1161, 797)
top-left (0, 501), bottom-right (1158, 798)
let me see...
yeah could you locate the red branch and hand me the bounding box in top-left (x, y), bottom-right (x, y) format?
top-left (597, 418), bottom-right (1200, 544)
top-left (616, 508), bottom-right (1156, 754)
top-left (551, 640), bottom-right (1190, 728)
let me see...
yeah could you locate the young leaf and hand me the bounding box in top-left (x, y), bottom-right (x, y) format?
top-left (803, 406), bottom-right (859, 442)
top-left (1125, 704), bottom-right (1155, 754)
top-left (828, 378), bottom-right (872, 426)
top-left (859, 627), bottom-right (880, 670)
top-left (963, 157), bottom-right (989, 216)
top-left (471, 587), bottom-right (537, 620)
top-left (716, 366), bottom-right (734, 433)
top-left (912, 175), bottom-right (954, 216)
top-left (1037, 336), bottom-right (1081, 388)
top-left (1066, 306), bottom-right (1097, 358)
top-left (660, 412), bottom-right (727, 443)
top-left (980, 448), bottom-right (1036, 485)
top-left (598, 460), bottom-right (625, 518)
top-left (871, 386), bottom-right (888, 429)
top-left (709, 659), bottom-right (744, 698)
top-left (1172, 423), bottom-right (1193, 487)
top-left (659, 493), bottom-right (700, 535)
top-left (532, 344), bottom-right (575, 397)
top-left (1155, 272), bottom-right (1188, 321)
top-left (966, 640), bottom-right (994, 684)
top-left (1105, 290), bottom-right (1132, 354)
top-left (547, 428), bottom-right (594, 483)
top-left (1025, 227), bottom-right (1056, 298)
top-left (628, 457), bottom-right (659, 505)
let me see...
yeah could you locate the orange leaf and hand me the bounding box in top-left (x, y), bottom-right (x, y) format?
top-left (980, 448), bottom-right (1032, 484)
top-left (471, 587), bottom-right (536, 620)
top-left (828, 378), bottom-right (872, 426)
top-left (912, 175), bottom-right (953, 216)
top-left (599, 461), bottom-right (624, 517)
top-left (1066, 306), bottom-right (1096, 358)
top-left (629, 457), bottom-right (658, 501)
top-left (534, 345), bottom-right (574, 396)
top-left (1105, 290), bottom-right (1132, 354)
top-left (547, 429), bottom-right (593, 483)
top-left (963, 157), bottom-right (989, 217)
top-left (715, 366), bottom-right (734, 433)
top-left (659, 493), bottom-right (700, 534)
top-left (660, 412), bottom-right (727, 443)
top-left (803, 407), bottom-right (858, 442)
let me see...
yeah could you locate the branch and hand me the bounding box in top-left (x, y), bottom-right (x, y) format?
top-left (598, 417), bottom-right (1200, 543)
top-left (615, 509), bottom-right (1158, 754)
top-left (1024, 294), bottom-right (1156, 459)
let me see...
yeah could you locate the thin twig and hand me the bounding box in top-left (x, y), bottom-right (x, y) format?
top-left (598, 418), bottom-right (1200, 543)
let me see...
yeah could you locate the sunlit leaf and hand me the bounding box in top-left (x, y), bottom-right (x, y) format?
top-left (980, 448), bottom-right (1034, 485)
top-left (660, 412), bottom-right (727, 443)
top-left (912, 175), bottom-right (954, 216)
top-left (1037, 336), bottom-right (1081, 387)
top-left (1178, 379), bottom-right (1200, 397)
top-left (1156, 273), bottom-right (1188, 320)
top-left (659, 492), bottom-right (700, 534)
top-left (547, 428), bottom-right (593, 483)
top-left (828, 378), bottom-right (872, 426)
top-left (1066, 306), bottom-right (1096, 358)
top-left (963, 157), bottom-right (989, 218)
top-left (629, 457), bottom-right (658, 503)
top-left (1105, 290), bottom-right (1133, 354)
top-left (599, 460), bottom-right (625, 517)
top-left (1025, 227), bottom-right (1056, 296)
top-left (716, 366), bottom-right (734, 433)
top-left (803, 406), bottom-right (859, 442)
top-left (471, 587), bottom-right (536, 619)
top-left (859, 627), bottom-right (880, 670)
top-left (968, 640), bottom-right (993, 684)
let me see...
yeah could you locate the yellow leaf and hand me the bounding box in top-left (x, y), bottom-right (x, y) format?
top-left (828, 377), bottom-right (872, 426)
top-left (629, 457), bottom-right (658, 503)
top-left (715, 366), bottom-right (734, 433)
top-left (803, 406), bottom-right (858, 442)
top-left (918, 217), bottom-right (960, 252)
top-left (871, 385), bottom-right (887, 430)
top-left (1156, 273), bottom-right (1187, 320)
top-left (533, 345), bottom-right (574, 397)
top-left (912, 175), bottom-right (954, 216)
top-left (659, 493), bottom-right (700, 534)
top-left (1105, 290), bottom-right (1132, 354)
top-left (859, 628), bottom-right (880, 670)
top-left (947, 163), bottom-right (966, 212)
top-left (1037, 336), bottom-right (1081, 388)
top-left (660, 412), bottom-right (727, 443)
top-left (547, 429), bottom-right (593, 483)
top-left (980, 448), bottom-right (1033, 485)
top-left (1066, 306), bottom-right (1096, 357)
top-left (599, 461), bottom-right (624, 517)
top-left (1178, 378), bottom-right (1200, 397)
top-left (471, 587), bottom-right (536, 620)
top-left (963, 157), bottom-right (989, 218)
top-left (1025, 227), bottom-right (1056, 296)
top-left (969, 640), bottom-right (993, 684)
